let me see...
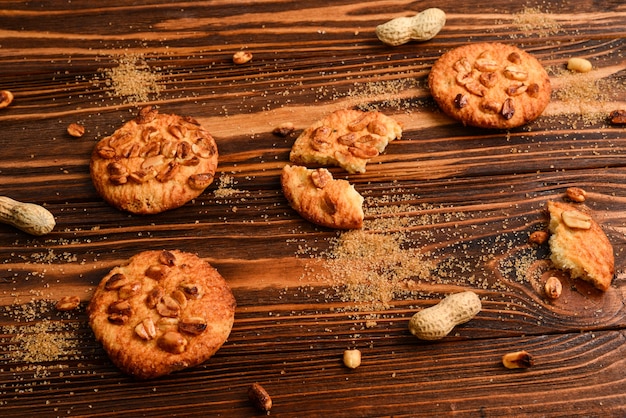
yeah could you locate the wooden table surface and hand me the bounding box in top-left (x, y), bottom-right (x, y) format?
top-left (1, 1), bottom-right (625, 417)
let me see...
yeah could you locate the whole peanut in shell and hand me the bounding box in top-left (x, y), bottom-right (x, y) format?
top-left (408, 291), bottom-right (481, 340)
top-left (376, 8), bottom-right (446, 47)
top-left (0, 196), bottom-right (56, 236)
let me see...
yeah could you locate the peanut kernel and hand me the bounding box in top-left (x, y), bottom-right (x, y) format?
top-left (565, 187), bottom-right (586, 203)
top-left (502, 350), bottom-right (534, 369)
top-left (343, 349), bottom-right (362, 369)
top-left (561, 210), bottom-right (592, 230)
top-left (528, 230), bottom-right (549, 245)
top-left (158, 250), bottom-right (176, 266)
top-left (135, 318), bottom-right (157, 340)
top-left (567, 57), bottom-right (592, 73)
top-left (233, 50), bottom-right (253, 64)
top-left (157, 331), bottom-right (187, 354)
top-left (55, 295), bottom-right (81, 311)
top-left (178, 317), bottom-right (208, 335)
top-left (609, 109), bottom-right (626, 125)
top-left (0, 90), bottom-right (14, 109)
top-left (248, 383), bottom-right (272, 412)
top-left (105, 273), bottom-right (129, 290)
top-left (311, 168), bottom-right (332, 189)
top-left (67, 123), bottom-right (85, 138)
top-left (544, 276), bottom-right (562, 300)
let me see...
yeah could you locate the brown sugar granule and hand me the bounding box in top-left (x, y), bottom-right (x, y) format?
top-left (552, 67), bottom-right (621, 125)
top-left (321, 229), bottom-right (433, 311)
top-left (30, 248), bottom-right (78, 264)
top-left (346, 78), bottom-right (418, 112)
top-left (8, 321), bottom-right (77, 364)
top-left (555, 72), bottom-right (607, 103)
top-left (299, 195), bottom-right (439, 312)
top-left (99, 54), bottom-right (163, 103)
top-left (511, 6), bottom-right (561, 38)
top-left (3, 300), bottom-right (82, 379)
top-left (213, 173), bottom-right (242, 198)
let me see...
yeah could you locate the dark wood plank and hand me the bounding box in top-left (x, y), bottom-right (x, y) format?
top-left (1, 1), bottom-right (625, 416)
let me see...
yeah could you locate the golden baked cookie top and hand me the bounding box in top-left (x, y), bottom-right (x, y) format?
top-left (90, 106), bottom-right (218, 214)
top-left (281, 165), bottom-right (364, 230)
top-left (429, 42), bottom-right (551, 129)
top-left (289, 109), bottom-right (402, 174)
top-left (547, 201), bottom-right (614, 291)
top-left (87, 250), bottom-right (236, 379)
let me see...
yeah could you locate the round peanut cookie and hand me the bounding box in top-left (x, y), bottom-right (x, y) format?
top-left (87, 250), bottom-right (236, 379)
top-left (90, 106), bottom-right (218, 214)
top-left (428, 42), bottom-right (551, 129)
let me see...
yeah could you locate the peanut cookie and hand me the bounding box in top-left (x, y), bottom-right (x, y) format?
top-left (429, 42), bottom-right (551, 129)
top-left (87, 250), bottom-right (236, 379)
top-left (547, 201), bottom-right (614, 291)
top-left (281, 164), bottom-right (364, 229)
top-left (289, 109), bottom-right (402, 174)
top-left (90, 106), bottom-right (218, 214)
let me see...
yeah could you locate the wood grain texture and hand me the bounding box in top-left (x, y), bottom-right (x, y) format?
top-left (1, 1), bottom-right (625, 416)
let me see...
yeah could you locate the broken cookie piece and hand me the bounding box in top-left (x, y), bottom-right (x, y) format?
top-left (281, 164), bottom-right (364, 229)
top-left (547, 200), bottom-right (614, 291)
top-left (289, 109), bottom-right (402, 174)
